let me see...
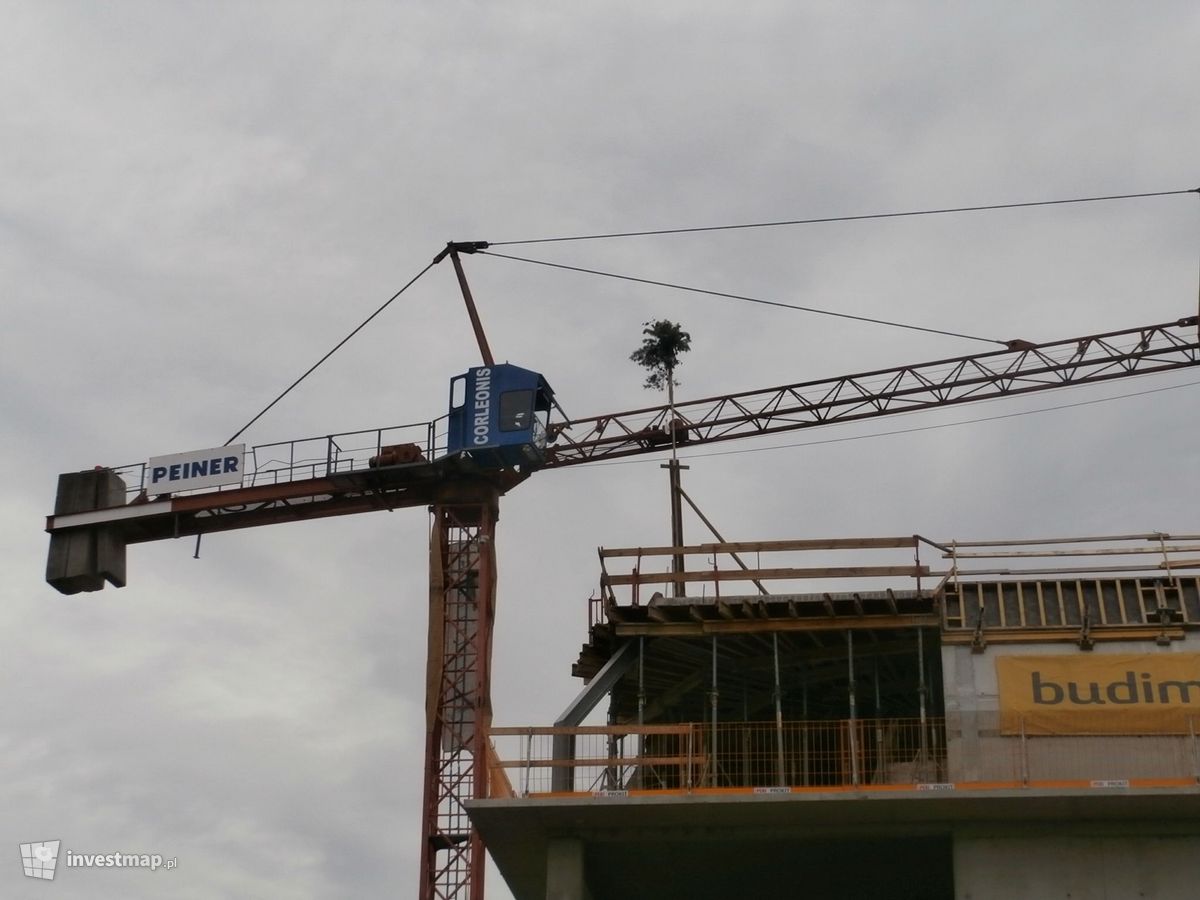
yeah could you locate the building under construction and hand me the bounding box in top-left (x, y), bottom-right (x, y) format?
top-left (476, 534), bottom-right (1200, 899)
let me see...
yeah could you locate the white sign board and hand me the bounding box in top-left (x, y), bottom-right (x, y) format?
top-left (147, 444), bottom-right (245, 493)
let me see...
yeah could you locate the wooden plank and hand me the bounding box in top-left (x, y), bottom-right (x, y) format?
top-left (945, 545), bottom-right (1200, 559)
top-left (930, 563), bottom-right (1200, 577)
top-left (599, 537), bottom-right (916, 558)
top-left (605, 565), bottom-right (928, 585)
top-left (945, 534), bottom-right (1200, 548)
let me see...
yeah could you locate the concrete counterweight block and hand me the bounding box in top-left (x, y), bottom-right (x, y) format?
top-left (46, 469), bottom-right (127, 594)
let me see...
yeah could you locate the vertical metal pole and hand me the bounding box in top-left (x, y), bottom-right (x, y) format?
top-left (801, 679), bottom-right (809, 786)
top-left (686, 727), bottom-right (694, 791)
top-left (710, 635), bottom-right (719, 786)
top-left (874, 663), bottom-right (884, 784)
top-left (773, 633), bottom-right (785, 787)
top-left (918, 627), bottom-right (929, 765)
top-left (847, 630), bottom-right (859, 787)
top-left (666, 373), bottom-right (686, 597)
top-left (522, 729), bottom-right (532, 797)
top-left (914, 536), bottom-right (922, 595)
top-left (637, 637), bottom-right (645, 727)
top-left (666, 460), bottom-right (685, 598)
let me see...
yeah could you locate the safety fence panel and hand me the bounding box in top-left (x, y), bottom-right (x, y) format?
top-left (489, 719), bottom-right (946, 795)
top-left (492, 715), bottom-right (1200, 796)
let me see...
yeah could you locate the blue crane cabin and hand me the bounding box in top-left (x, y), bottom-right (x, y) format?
top-left (446, 364), bottom-right (555, 468)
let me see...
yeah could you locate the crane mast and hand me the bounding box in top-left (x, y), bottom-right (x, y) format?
top-left (43, 313), bottom-right (1200, 900)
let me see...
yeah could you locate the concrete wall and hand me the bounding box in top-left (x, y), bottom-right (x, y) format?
top-left (954, 832), bottom-right (1200, 900)
top-left (941, 641), bottom-right (1199, 782)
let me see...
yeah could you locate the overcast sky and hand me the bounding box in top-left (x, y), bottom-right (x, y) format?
top-left (4, 3), bottom-right (1200, 898)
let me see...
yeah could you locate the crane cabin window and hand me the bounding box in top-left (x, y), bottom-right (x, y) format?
top-left (450, 375), bottom-right (466, 410)
top-left (499, 390), bottom-right (534, 432)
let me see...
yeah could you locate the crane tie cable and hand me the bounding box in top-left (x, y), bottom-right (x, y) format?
top-left (489, 188), bottom-right (1199, 246)
top-left (480, 250), bottom-right (1006, 346)
top-left (223, 259), bottom-right (437, 446)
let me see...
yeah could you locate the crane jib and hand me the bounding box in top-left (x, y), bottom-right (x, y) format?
top-left (43, 316), bottom-right (1200, 581)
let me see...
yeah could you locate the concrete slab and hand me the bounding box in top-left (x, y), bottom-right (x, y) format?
top-left (471, 787), bottom-right (1200, 900)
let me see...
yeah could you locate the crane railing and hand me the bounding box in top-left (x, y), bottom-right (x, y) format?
top-left (108, 417), bottom-right (448, 499)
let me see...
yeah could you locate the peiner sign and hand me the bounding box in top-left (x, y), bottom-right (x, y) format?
top-left (997, 653), bottom-right (1200, 735)
top-left (147, 444), bottom-right (245, 493)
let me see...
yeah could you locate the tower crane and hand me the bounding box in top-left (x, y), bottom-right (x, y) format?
top-left (43, 241), bottom-right (1200, 899)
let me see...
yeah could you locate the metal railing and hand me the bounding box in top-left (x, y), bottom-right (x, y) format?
top-left (110, 417), bottom-right (448, 498)
top-left (489, 718), bottom-right (946, 796)
top-left (592, 537), bottom-right (944, 629)
top-left (489, 716), bottom-right (1200, 797)
top-left (589, 534), bottom-right (1200, 633)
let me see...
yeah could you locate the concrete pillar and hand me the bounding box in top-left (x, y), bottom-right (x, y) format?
top-left (546, 838), bottom-right (590, 900)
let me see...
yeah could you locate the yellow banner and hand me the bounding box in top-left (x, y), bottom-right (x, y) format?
top-left (997, 654), bottom-right (1200, 735)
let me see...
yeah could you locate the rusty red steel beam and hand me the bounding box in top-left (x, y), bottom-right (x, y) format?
top-left (45, 463), bottom-right (528, 544)
top-left (544, 318), bottom-right (1200, 466)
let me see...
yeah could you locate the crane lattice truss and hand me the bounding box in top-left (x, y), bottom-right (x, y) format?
top-left (547, 318), bottom-right (1200, 466)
